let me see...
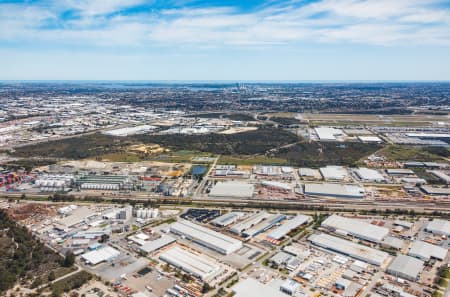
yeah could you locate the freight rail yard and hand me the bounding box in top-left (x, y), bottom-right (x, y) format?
top-left (1, 199), bottom-right (449, 297)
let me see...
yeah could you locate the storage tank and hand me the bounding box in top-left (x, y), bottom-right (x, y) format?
top-left (136, 209), bottom-right (143, 218)
top-left (152, 208), bottom-right (159, 218)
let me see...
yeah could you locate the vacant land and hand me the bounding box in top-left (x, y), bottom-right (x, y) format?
top-left (378, 145), bottom-right (449, 162)
top-left (0, 210), bottom-right (66, 293)
top-left (274, 142), bottom-right (383, 167)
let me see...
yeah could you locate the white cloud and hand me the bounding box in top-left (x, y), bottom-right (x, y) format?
top-left (0, 0), bottom-right (449, 47)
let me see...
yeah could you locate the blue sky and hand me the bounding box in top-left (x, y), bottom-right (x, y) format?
top-left (1, 0), bottom-right (450, 80)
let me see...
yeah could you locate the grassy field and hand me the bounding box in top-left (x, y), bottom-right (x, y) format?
top-left (378, 145), bottom-right (449, 162)
top-left (218, 155), bottom-right (289, 165)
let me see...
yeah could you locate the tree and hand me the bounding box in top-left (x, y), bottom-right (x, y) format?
top-left (63, 251), bottom-right (75, 267)
top-left (48, 271), bottom-right (56, 282)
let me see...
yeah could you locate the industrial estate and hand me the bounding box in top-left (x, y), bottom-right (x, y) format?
top-left (0, 82), bottom-right (449, 297)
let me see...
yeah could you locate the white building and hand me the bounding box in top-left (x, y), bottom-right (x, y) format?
top-left (354, 168), bottom-right (385, 182)
top-left (170, 220), bottom-right (242, 254)
top-left (320, 166), bottom-right (348, 180)
top-left (159, 246), bottom-right (222, 282)
top-left (425, 219), bottom-right (450, 237)
top-left (81, 246), bottom-right (120, 265)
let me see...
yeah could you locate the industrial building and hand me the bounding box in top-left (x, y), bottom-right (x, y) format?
top-left (358, 136), bottom-right (383, 143)
top-left (76, 175), bottom-right (131, 191)
top-left (260, 181), bottom-right (292, 192)
top-left (54, 207), bottom-right (96, 231)
top-left (304, 183), bottom-right (365, 199)
top-left (354, 168), bottom-right (385, 182)
top-left (242, 214), bottom-right (286, 237)
top-left (209, 181), bottom-right (254, 199)
top-left (308, 233), bottom-right (389, 266)
top-left (420, 185), bottom-right (450, 196)
top-left (320, 166), bottom-right (348, 180)
top-left (386, 169), bottom-right (414, 176)
top-left (408, 240), bottom-right (448, 261)
top-left (139, 235), bottom-right (176, 255)
top-left (387, 255), bottom-right (424, 281)
top-left (298, 168), bottom-right (321, 179)
top-left (103, 125), bottom-right (156, 136)
top-left (315, 127), bottom-right (345, 141)
top-left (429, 170), bottom-right (450, 184)
top-left (266, 215), bottom-right (312, 241)
top-left (233, 278), bottom-right (287, 297)
top-left (81, 245), bottom-right (120, 265)
top-left (321, 214), bottom-right (389, 243)
top-left (230, 211), bottom-right (271, 234)
top-left (170, 219), bottom-right (242, 254)
top-left (210, 212), bottom-right (245, 227)
top-left (159, 246), bottom-right (222, 282)
top-left (425, 219), bottom-right (450, 236)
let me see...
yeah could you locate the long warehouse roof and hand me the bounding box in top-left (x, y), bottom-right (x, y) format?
top-left (322, 214), bottom-right (389, 243)
top-left (309, 233), bottom-right (389, 266)
top-left (170, 220), bottom-right (242, 254)
top-left (159, 246), bottom-right (221, 281)
top-left (267, 215), bottom-right (312, 240)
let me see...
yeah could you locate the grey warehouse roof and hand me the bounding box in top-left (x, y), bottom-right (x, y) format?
top-left (322, 214), bottom-right (389, 243)
top-left (209, 181), bottom-right (254, 198)
top-left (426, 219), bottom-right (450, 236)
top-left (408, 240), bottom-right (448, 261)
top-left (387, 255), bottom-right (424, 281)
top-left (304, 183), bottom-right (365, 198)
top-left (309, 233), bottom-right (389, 266)
top-left (267, 215), bottom-right (312, 240)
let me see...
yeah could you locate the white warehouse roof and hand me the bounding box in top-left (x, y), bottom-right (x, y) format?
top-left (425, 219), bottom-right (450, 236)
top-left (304, 183), bottom-right (365, 199)
top-left (230, 212), bottom-right (270, 234)
top-left (170, 220), bottom-right (242, 254)
top-left (320, 166), bottom-right (348, 180)
top-left (354, 168), bottom-right (385, 182)
top-left (315, 127), bottom-right (344, 141)
top-left (408, 240), bottom-right (448, 261)
top-left (387, 255), bottom-right (424, 281)
top-left (209, 181), bottom-right (254, 199)
top-left (261, 181), bottom-right (292, 191)
top-left (139, 235), bottom-right (176, 254)
top-left (309, 233), bottom-right (389, 266)
top-left (81, 246), bottom-right (120, 265)
top-left (159, 246), bottom-right (222, 282)
top-left (267, 215), bottom-right (312, 241)
top-left (322, 214), bottom-right (389, 243)
top-left (233, 278), bottom-right (287, 297)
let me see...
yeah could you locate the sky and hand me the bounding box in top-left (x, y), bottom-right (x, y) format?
top-left (1, 0), bottom-right (450, 81)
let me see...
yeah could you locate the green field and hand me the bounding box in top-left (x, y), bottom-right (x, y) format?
top-left (378, 145), bottom-right (449, 162)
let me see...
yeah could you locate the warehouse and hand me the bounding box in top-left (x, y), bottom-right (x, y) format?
top-left (209, 181), bottom-right (254, 199)
top-left (387, 255), bottom-right (424, 281)
top-left (408, 240), bottom-right (448, 261)
top-left (308, 233), bottom-right (389, 266)
top-left (242, 214), bottom-right (286, 238)
top-left (103, 125), bottom-right (156, 136)
top-left (420, 185), bottom-right (450, 196)
top-left (261, 181), bottom-right (292, 192)
top-left (425, 219), bottom-right (450, 236)
top-left (298, 168), bottom-right (321, 179)
top-left (159, 246), bottom-right (222, 282)
top-left (315, 127), bottom-right (345, 141)
top-left (354, 168), bottom-right (385, 183)
top-left (320, 166), bottom-right (348, 180)
top-left (429, 170), bottom-right (450, 184)
top-left (170, 220), bottom-right (242, 254)
top-left (304, 183), bottom-right (365, 199)
top-left (139, 235), bottom-right (176, 255)
top-left (321, 214), bottom-right (389, 243)
top-left (210, 212), bottom-right (245, 227)
top-left (81, 245), bottom-right (120, 265)
top-left (358, 136), bottom-right (383, 143)
top-left (230, 211), bottom-right (270, 234)
top-left (386, 169), bottom-right (414, 175)
top-left (233, 278), bottom-right (287, 297)
top-left (54, 207), bottom-right (96, 231)
top-left (267, 215), bottom-right (312, 241)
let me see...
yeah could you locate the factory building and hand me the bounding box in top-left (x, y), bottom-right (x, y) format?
top-left (304, 183), bottom-right (365, 199)
top-left (320, 166), bottom-right (348, 180)
top-left (429, 170), bottom-right (450, 184)
top-left (321, 214), bottom-right (389, 243)
top-left (210, 212), bottom-right (245, 227)
top-left (408, 240), bottom-right (448, 261)
top-left (81, 246), bottom-right (120, 265)
top-left (308, 233), bottom-right (389, 266)
top-left (139, 235), bottom-right (176, 256)
top-left (420, 186), bottom-right (450, 196)
top-left (242, 214), bottom-right (286, 238)
top-left (233, 278), bottom-right (287, 297)
top-left (76, 175), bottom-right (131, 191)
top-left (209, 181), bottom-right (254, 199)
top-left (170, 220), bottom-right (242, 255)
top-left (266, 215), bottom-right (312, 241)
top-left (159, 246), bottom-right (222, 282)
top-left (425, 219), bottom-right (450, 237)
top-left (315, 127), bottom-right (345, 141)
top-left (230, 211), bottom-right (271, 235)
top-left (354, 168), bottom-right (385, 183)
top-left (260, 181), bottom-right (292, 192)
top-left (387, 255), bottom-right (424, 281)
